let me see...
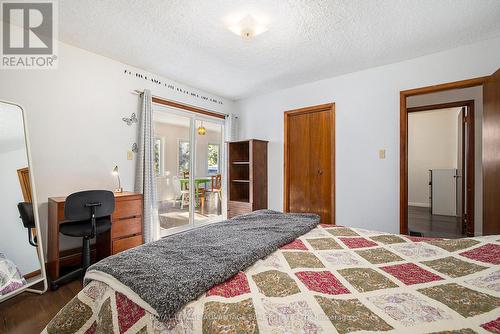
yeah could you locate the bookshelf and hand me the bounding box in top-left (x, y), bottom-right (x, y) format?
top-left (227, 139), bottom-right (268, 218)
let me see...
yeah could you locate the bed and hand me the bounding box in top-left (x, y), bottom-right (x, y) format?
top-left (44, 211), bottom-right (500, 333)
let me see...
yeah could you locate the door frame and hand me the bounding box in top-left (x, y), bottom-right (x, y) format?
top-left (406, 100), bottom-right (475, 236)
top-left (400, 76), bottom-right (488, 234)
top-left (284, 103), bottom-right (336, 224)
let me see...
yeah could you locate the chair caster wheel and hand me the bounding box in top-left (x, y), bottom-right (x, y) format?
top-left (50, 282), bottom-right (59, 291)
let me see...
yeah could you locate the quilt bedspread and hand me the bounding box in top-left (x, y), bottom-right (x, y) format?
top-left (44, 225), bottom-right (500, 334)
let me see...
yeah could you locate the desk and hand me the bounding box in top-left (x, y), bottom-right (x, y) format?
top-left (47, 192), bottom-right (143, 280)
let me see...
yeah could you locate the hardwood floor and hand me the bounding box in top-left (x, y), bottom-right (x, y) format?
top-left (408, 206), bottom-right (464, 239)
top-left (0, 280), bottom-right (81, 334)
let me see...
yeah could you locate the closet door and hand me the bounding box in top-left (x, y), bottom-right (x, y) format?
top-left (284, 104), bottom-right (335, 225)
top-left (483, 68), bottom-right (500, 235)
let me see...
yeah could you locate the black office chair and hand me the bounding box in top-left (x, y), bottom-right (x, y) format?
top-left (50, 190), bottom-right (115, 290)
top-left (18, 202), bottom-right (38, 247)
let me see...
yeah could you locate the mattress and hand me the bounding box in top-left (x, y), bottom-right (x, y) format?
top-left (44, 225), bottom-right (500, 333)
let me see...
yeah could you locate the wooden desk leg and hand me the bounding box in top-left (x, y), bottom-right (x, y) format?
top-left (47, 200), bottom-right (60, 280)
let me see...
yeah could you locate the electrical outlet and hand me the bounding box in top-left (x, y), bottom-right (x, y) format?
top-left (127, 150), bottom-right (133, 160)
top-left (379, 149), bottom-right (386, 159)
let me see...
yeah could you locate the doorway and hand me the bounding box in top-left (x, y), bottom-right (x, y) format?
top-left (153, 104), bottom-right (226, 237)
top-left (407, 101), bottom-right (474, 238)
top-left (400, 77), bottom-right (489, 236)
top-left (284, 103), bottom-right (335, 225)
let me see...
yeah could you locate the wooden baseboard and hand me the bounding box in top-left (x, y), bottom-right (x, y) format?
top-left (23, 269), bottom-right (41, 279)
top-left (25, 245), bottom-right (98, 280)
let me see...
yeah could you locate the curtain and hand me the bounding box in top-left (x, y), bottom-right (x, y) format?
top-left (135, 89), bottom-right (158, 242)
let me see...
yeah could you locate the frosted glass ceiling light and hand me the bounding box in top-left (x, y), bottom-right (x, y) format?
top-left (227, 14), bottom-right (268, 39)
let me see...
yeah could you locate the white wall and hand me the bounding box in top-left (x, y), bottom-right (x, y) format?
top-left (0, 148), bottom-right (40, 275)
top-left (236, 37), bottom-right (500, 234)
top-left (0, 37), bottom-right (234, 254)
top-left (407, 86), bottom-right (484, 235)
top-left (154, 122), bottom-right (221, 201)
top-left (408, 108), bottom-right (460, 207)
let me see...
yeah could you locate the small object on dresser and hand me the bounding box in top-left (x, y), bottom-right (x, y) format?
top-left (112, 165), bottom-right (123, 193)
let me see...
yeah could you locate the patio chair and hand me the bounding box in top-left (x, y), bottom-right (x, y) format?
top-left (173, 175), bottom-right (189, 209)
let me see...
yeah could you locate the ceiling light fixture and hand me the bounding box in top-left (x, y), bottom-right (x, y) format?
top-left (227, 14), bottom-right (269, 39)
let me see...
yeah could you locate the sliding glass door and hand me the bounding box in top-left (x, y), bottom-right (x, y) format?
top-left (193, 119), bottom-right (224, 226)
top-left (153, 105), bottom-right (225, 237)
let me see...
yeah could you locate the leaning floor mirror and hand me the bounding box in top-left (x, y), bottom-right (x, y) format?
top-left (0, 100), bottom-right (47, 302)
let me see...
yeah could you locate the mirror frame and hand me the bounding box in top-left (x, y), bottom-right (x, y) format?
top-left (0, 99), bottom-right (47, 302)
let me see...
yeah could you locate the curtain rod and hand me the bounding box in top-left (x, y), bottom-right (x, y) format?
top-left (132, 89), bottom-right (228, 118)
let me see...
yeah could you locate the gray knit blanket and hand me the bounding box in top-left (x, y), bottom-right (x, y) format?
top-left (84, 210), bottom-right (319, 320)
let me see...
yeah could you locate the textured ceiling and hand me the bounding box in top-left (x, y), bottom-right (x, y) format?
top-left (59, 0), bottom-right (500, 100)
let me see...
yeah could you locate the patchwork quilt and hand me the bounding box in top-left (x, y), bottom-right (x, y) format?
top-left (44, 225), bottom-right (500, 334)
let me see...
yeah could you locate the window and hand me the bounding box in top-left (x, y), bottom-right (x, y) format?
top-left (154, 138), bottom-right (163, 176)
top-left (208, 143), bottom-right (220, 175)
top-left (178, 140), bottom-right (190, 175)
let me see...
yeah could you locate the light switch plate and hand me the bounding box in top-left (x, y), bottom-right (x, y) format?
top-left (379, 149), bottom-right (386, 159)
top-left (127, 150), bottom-right (133, 160)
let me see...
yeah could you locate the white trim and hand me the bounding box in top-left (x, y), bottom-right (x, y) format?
top-left (408, 202), bottom-right (431, 208)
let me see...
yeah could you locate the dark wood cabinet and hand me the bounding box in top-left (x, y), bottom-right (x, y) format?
top-left (227, 139), bottom-right (268, 218)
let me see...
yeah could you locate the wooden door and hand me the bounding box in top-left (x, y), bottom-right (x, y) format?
top-left (284, 104), bottom-right (335, 224)
top-left (457, 109), bottom-right (464, 223)
top-left (17, 167), bottom-right (32, 202)
top-left (483, 68), bottom-right (500, 235)
top-left (457, 105), bottom-right (475, 236)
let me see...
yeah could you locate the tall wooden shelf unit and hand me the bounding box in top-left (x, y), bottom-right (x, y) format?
top-left (227, 139), bottom-right (268, 218)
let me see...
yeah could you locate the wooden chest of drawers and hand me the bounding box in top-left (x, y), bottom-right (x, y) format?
top-left (47, 192), bottom-right (143, 280)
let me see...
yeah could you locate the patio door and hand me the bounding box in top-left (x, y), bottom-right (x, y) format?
top-left (193, 119), bottom-right (224, 226)
top-left (153, 104), bottom-right (225, 237)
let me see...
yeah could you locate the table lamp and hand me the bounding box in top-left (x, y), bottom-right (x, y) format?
top-left (112, 165), bottom-right (123, 193)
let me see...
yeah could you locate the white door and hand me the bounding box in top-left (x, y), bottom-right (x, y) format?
top-left (432, 169), bottom-right (457, 216)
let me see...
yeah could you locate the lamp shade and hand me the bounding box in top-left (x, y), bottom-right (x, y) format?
top-left (112, 165), bottom-right (123, 192)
